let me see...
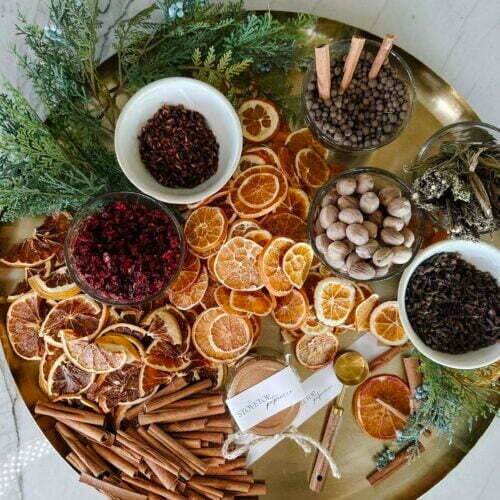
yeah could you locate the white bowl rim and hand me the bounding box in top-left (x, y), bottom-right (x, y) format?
top-left (114, 77), bottom-right (242, 205)
top-left (398, 239), bottom-right (500, 369)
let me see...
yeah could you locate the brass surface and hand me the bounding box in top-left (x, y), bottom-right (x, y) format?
top-left (334, 352), bottom-right (369, 386)
top-left (0, 13), bottom-right (492, 500)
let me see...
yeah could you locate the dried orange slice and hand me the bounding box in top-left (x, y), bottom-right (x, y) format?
top-left (229, 290), bottom-right (275, 316)
top-left (358, 283), bottom-right (374, 300)
top-left (96, 332), bottom-right (145, 362)
top-left (285, 127), bottom-right (328, 160)
top-left (139, 365), bottom-right (175, 397)
top-left (208, 313), bottom-right (251, 355)
top-left (353, 375), bottom-right (411, 440)
top-left (237, 172), bottom-right (280, 209)
top-left (303, 272), bottom-right (322, 304)
top-left (28, 266), bottom-right (80, 300)
top-left (355, 293), bottom-right (379, 332)
top-left (314, 277), bottom-right (356, 327)
top-left (200, 279), bottom-right (219, 310)
top-left (35, 212), bottom-right (72, 243)
top-left (187, 190), bottom-right (230, 210)
top-left (47, 355), bottom-right (95, 397)
top-left (295, 334), bottom-right (339, 369)
top-left (39, 346), bottom-right (63, 394)
top-left (168, 252), bottom-right (201, 294)
top-left (60, 329), bottom-right (127, 374)
top-left (282, 242), bottom-right (314, 288)
top-left (206, 253), bottom-right (218, 280)
top-left (145, 339), bottom-right (191, 372)
top-left (271, 289), bottom-right (309, 330)
top-left (168, 266), bottom-right (209, 310)
top-left (258, 236), bottom-right (294, 296)
top-left (248, 315), bottom-right (262, 345)
top-left (228, 219), bottom-right (261, 238)
top-left (0, 237), bottom-right (58, 267)
top-left (261, 212), bottom-right (307, 242)
top-left (239, 153), bottom-right (266, 171)
top-left (142, 305), bottom-right (190, 352)
top-left (369, 301), bottom-right (407, 345)
top-left (300, 310), bottom-right (333, 336)
top-left (184, 207), bottom-right (227, 253)
top-left (337, 284), bottom-right (366, 332)
top-left (41, 295), bottom-right (107, 347)
top-left (214, 237), bottom-right (263, 291)
top-left (115, 307), bottom-right (144, 325)
top-left (214, 286), bottom-right (247, 316)
top-left (99, 322), bottom-right (148, 341)
top-left (277, 147), bottom-right (300, 186)
top-left (295, 148), bottom-right (330, 188)
top-left (245, 146), bottom-right (280, 166)
top-left (188, 351), bottom-right (226, 389)
top-left (238, 99), bottom-right (280, 143)
top-left (278, 188), bottom-right (310, 220)
top-left (6, 292), bottom-right (47, 360)
top-left (245, 229), bottom-right (273, 246)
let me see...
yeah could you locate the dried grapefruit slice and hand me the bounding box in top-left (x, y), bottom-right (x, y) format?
top-left (229, 290), bottom-right (275, 316)
top-left (47, 355), bottom-right (95, 397)
top-left (25, 260), bottom-right (52, 279)
top-left (61, 329), bottom-right (127, 374)
top-left (295, 334), bottom-right (338, 369)
top-left (353, 375), bottom-right (411, 440)
top-left (282, 242), bottom-right (314, 288)
top-left (314, 277), bottom-right (356, 327)
top-left (168, 252), bottom-right (201, 294)
top-left (237, 173), bottom-right (280, 209)
top-left (238, 98), bottom-right (280, 143)
top-left (145, 339), bottom-right (192, 372)
top-left (99, 322), bottom-right (148, 341)
top-left (214, 286), bottom-right (247, 316)
top-left (369, 301), bottom-right (407, 345)
top-left (0, 238), bottom-right (58, 267)
top-left (208, 313), bottom-right (251, 355)
top-left (139, 365), bottom-right (175, 397)
top-left (355, 293), bottom-right (379, 332)
top-left (185, 207), bottom-right (228, 252)
top-left (278, 187), bottom-right (310, 220)
top-left (261, 212), bottom-right (307, 241)
top-left (214, 237), bottom-right (263, 291)
top-left (40, 295), bottom-right (107, 347)
top-left (96, 332), bottom-right (145, 362)
top-left (271, 288), bottom-right (309, 330)
top-left (39, 346), bottom-right (63, 394)
top-left (142, 305), bottom-right (190, 352)
top-left (285, 128), bottom-right (328, 160)
top-left (295, 148), bottom-right (330, 188)
top-left (6, 292), bottom-right (47, 360)
top-left (28, 266), bottom-right (80, 300)
top-left (168, 266), bottom-right (208, 310)
top-left (258, 236), bottom-right (294, 297)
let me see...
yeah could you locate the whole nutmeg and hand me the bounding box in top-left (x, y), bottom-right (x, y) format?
top-left (381, 228), bottom-right (405, 246)
top-left (356, 173), bottom-right (375, 194)
top-left (326, 221), bottom-right (347, 241)
top-left (319, 205), bottom-right (339, 229)
top-left (372, 247), bottom-right (393, 267)
top-left (346, 223), bottom-right (369, 246)
top-left (355, 239), bottom-right (380, 259)
top-left (346, 252), bottom-right (361, 269)
top-left (392, 245), bottom-right (413, 264)
top-left (383, 216), bottom-right (405, 231)
top-left (375, 265), bottom-right (390, 277)
top-left (337, 195), bottom-right (359, 210)
top-left (387, 197), bottom-right (411, 219)
top-left (402, 227), bottom-right (415, 248)
top-left (336, 177), bottom-right (357, 196)
top-left (340, 238), bottom-right (355, 253)
top-left (379, 186), bottom-right (401, 206)
top-left (368, 209), bottom-right (384, 226)
top-left (362, 220), bottom-right (378, 239)
top-left (339, 208), bottom-right (363, 224)
top-left (315, 234), bottom-right (330, 253)
top-left (328, 241), bottom-right (351, 257)
top-left (325, 251), bottom-right (345, 270)
top-left (359, 192), bottom-right (380, 214)
top-left (321, 192), bottom-right (337, 207)
top-left (348, 261), bottom-right (376, 280)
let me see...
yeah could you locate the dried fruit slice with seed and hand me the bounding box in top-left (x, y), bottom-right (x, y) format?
top-left (314, 277), bottom-right (356, 327)
top-left (285, 128), bottom-right (328, 160)
top-left (214, 237), bottom-right (263, 291)
top-left (47, 355), bottom-right (95, 397)
top-left (295, 334), bottom-right (339, 369)
top-left (237, 172), bottom-right (280, 209)
top-left (369, 301), bottom-right (407, 345)
top-left (282, 242), bottom-right (314, 288)
top-left (6, 292), bottom-right (47, 360)
top-left (229, 290), bottom-right (276, 316)
top-left (184, 207), bottom-right (228, 253)
top-left (261, 212), bottom-right (307, 242)
top-left (295, 148), bottom-right (330, 188)
top-left (28, 266), bottom-right (80, 300)
top-left (168, 266), bottom-right (209, 310)
top-left (238, 99), bottom-right (280, 143)
top-left (271, 288), bottom-right (309, 330)
top-left (258, 237), bottom-right (294, 297)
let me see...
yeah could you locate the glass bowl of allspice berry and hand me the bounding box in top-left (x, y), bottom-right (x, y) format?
top-left (302, 39), bottom-right (416, 153)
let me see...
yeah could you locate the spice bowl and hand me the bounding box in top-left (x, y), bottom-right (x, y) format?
top-left (115, 77), bottom-right (242, 205)
top-left (398, 239), bottom-right (500, 369)
top-left (64, 192), bottom-right (185, 307)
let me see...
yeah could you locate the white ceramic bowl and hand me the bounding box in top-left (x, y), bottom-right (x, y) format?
top-left (115, 77), bottom-right (242, 205)
top-left (398, 239), bottom-right (500, 369)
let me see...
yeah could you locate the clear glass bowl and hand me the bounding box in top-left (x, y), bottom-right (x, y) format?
top-left (302, 39), bottom-right (416, 153)
top-left (64, 191), bottom-right (185, 306)
top-left (308, 167), bottom-right (423, 283)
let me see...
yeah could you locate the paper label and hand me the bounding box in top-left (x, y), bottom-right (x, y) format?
top-left (226, 366), bottom-right (305, 432)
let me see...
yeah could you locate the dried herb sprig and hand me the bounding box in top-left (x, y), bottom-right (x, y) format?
top-left (407, 140), bottom-right (499, 239)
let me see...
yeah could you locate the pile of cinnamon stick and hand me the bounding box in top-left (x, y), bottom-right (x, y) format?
top-left (35, 378), bottom-right (265, 500)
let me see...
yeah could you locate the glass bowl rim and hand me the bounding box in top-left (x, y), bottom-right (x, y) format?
top-left (307, 167), bottom-right (424, 283)
top-left (64, 190), bottom-right (186, 307)
top-left (302, 38), bottom-right (416, 154)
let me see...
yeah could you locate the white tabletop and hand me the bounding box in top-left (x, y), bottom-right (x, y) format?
top-left (0, 1), bottom-right (498, 499)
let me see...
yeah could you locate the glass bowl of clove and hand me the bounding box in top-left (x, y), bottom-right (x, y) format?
top-left (302, 38), bottom-right (415, 153)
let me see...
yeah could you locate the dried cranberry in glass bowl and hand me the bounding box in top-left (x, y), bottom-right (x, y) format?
top-left (65, 192), bottom-right (184, 305)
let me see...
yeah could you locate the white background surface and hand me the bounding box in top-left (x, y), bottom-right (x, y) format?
top-left (0, 1), bottom-right (498, 499)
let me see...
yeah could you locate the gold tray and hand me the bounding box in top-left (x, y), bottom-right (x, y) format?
top-left (0, 12), bottom-right (493, 500)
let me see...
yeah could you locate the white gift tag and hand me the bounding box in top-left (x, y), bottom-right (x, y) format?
top-left (226, 366), bottom-right (305, 432)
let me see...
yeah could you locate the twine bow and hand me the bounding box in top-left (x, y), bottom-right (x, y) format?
top-left (222, 426), bottom-right (341, 479)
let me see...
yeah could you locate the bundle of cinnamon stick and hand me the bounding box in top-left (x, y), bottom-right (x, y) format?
top-left (35, 378), bottom-right (266, 500)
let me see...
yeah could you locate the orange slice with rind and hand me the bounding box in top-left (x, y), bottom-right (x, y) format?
top-left (284, 127), bottom-right (328, 160)
top-left (28, 266), bottom-right (80, 300)
top-left (282, 242), bottom-right (314, 288)
top-left (369, 301), bottom-right (407, 345)
top-left (258, 237), bottom-right (294, 297)
top-left (314, 277), bottom-right (356, 327)
top-left (355, 293), bottom-right (379, 332)
top-left (184, 206), bottom-right (228, 253)
top-left (295, 148), bottom-right (330, 188)
top-left (168, 266), bottom-right (209, 310)
top-left (237, 172), bottom-right (280, 209)
top-left (271, 288), bottom-right (309, 330)
top-left (229, 289), bottom-right (276, 316)
top-left (261, 212), bottom-right (307, 242)
top-left (295, 334), bottom-right (339, 370)
top-left (238, 99), bottom-right (280, 143)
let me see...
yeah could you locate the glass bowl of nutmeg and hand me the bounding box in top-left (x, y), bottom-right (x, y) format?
top-left (308, 167), bottom-right (424, 282)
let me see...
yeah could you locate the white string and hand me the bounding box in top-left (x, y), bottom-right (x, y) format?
top-left (222, 426), bottom-right (341, 479)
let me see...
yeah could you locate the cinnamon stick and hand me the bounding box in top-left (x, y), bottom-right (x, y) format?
top-left (173, 432), bottom-right (224, 445)
top-left (206, 416), bottom-right (232, 428)
top-left (190, 477), bottom-right (251, 493)
top-left (340, 36), bottom-right (365, 92)
top-left (140, 405), bottom-right (225, 425)
top-left (110, 444), bottom-right (142, 466)
top-left (191, 447), bottom-right (223, 458)
top-left (188, 481), bottom-right (224, 499)
top-left (80, 473), bottom-right (147, 500)
top-left (369, 343), bottom-right (409, 372)
top-left (145, 380), bottom-right (212, 413)
top-left (216, 458), bottom-right (247, 471)
top-left (121, 474), bottom-right (186, 500)
top-left (177, 438), bottom-right (202, 449)
top-left (205, 469), bottom-right (248, 477)
top-left (144, 457), bottom-right (179, 492)
top-left (185, 488), bottom-right (205, 500)
top-left (367, 442), bottom-right (425, 486)
top-left (35, 401), bottom-right (104, 426)
top-left (167, 395), bottom-right (224, 408)
top-left (90, 442), bottom-right (139, 478)
top-left (315, 45), bottom-right (331, 100)
top-left (202, 458), bottom-right (226, 467)
top-left (403, 357), bottom-right (422, 411)
top-left (369, 34), bottom-right (395, 79)
top-left (66, 452), bottom-right (90, 474)
top-left (235, 483), bottom-right (267, 496)
top-left (164, 419), bottom-right (209, 432)
top-left (58, 416), bottom-right (114, 446)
